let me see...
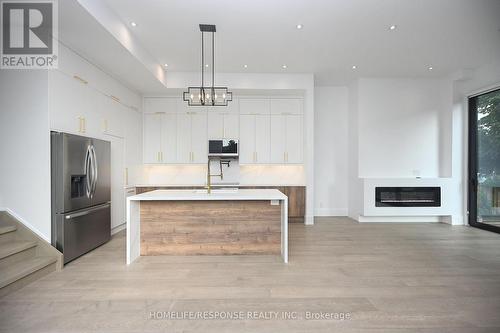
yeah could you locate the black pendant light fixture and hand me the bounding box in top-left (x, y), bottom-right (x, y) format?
top-left (183, 24), bottom-right (232, 106)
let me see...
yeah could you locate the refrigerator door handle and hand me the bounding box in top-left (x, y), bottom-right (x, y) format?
top-left (65, 202), bottom-right (111, 220)
top-left (91, 145), bottom-right (98, 197)
top-left (85, 145), bottom-right (92, 198)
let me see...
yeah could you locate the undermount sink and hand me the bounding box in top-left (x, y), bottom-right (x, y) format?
top-left (193, 188), bottom-right (239, 194)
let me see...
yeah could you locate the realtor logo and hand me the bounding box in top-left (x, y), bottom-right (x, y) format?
top-left (1, 0), bottom-right (58, 69)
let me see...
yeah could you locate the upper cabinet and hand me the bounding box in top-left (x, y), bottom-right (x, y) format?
top-left (270, 115), bottom-right (303, 164)
top-left (49, 69), bottom-right (137, 140)
top-left (49, 70), bottom-right (98, 137)
top-left (143, 113), bottom-right (162, 164)
top-left (270, 99), bottom-right (302, 115)
top-left (174, 112), bottom-right (207, 164)
top-left (142, 96), bottom-right (303, 165)
top-left (207, 112), bottom-right (239, 139)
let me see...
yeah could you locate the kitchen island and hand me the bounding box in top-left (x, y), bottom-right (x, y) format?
top-left (126, 189), bottom-right (288, 264)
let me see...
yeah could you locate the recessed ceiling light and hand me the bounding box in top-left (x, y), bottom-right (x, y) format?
top-left (282, 64), bottom-right (287, 69)
top-left (296, 24), bottom-right (303, 30)
top-left (164, 63), bottom-right (168, 67)
top-left (130, 22), bottom-right (137, 27)
top-left (352, 65), bottom-right (357, 70)
top-left (389, 25), bottom-right (397, 31)
top-left (243, 64), bottom-right (248, 68)
top-left (205, 64), bottom-right (209, 68)
top-left (428, 66), bottom-right (433, 71)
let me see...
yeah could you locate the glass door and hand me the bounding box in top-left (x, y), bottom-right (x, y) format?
top-left (469, 88), bottom-right (500, 232)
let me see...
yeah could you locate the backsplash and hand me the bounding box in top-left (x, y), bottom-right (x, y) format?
top-left (132, 164), bottom-right (305, 186)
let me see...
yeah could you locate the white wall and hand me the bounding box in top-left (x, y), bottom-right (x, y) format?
top-left (0, 70), bottom-right (52, 241)
top-left (314, 87), bottom-right (349, 216)
top-left (347, 81), bottom-right (363, 219)
top-left (357, 78), bottom-right (452, 178)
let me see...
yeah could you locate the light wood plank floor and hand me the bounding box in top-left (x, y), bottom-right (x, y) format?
top-left (1, 217), bottom-right (500, 332)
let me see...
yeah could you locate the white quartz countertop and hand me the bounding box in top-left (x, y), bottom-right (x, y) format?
top-left (128, 189), bottom-right (287, 201)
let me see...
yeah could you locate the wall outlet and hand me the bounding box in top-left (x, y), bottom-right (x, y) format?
top-left (270, 200), bottom-right (280, 206)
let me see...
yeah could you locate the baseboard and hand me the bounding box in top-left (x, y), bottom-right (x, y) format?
top-left (111, 222), bottom-right (126, 235)
top-left (357, 215), bottom-right (441, 223)
top-left (314, 208), bottom-right (348, 216)
top-left (0, 208), bottom-right (50, 243)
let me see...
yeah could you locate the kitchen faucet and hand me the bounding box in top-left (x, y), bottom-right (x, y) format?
top-left (206, 157), bottom-right (224, 194)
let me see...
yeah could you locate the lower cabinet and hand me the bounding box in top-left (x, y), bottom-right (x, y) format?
top-left (135, 186), bottom-right (306, 222)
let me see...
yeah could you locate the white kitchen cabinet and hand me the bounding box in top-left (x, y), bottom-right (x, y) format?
top-left (143, 113), bottom-right (178, 163)
top-left (207, 113), bottom-right (224, 138)
top-left (239, 98), bottom-right (270, 115)
top-left (285, 115), bottom-right (303, 163)
top-left (143, 113), bottom-right (162, 163)
top-left (143, 97), bottom-right (177, 114)
top-left (255, 115), bottom-right (271, 163)
top-left (49, 70), bottom-right (97, 136)
top-left (110, 137), bottom-right (125, 229)
top-left (175, 112), bottom-right (207, 164)
top-left (176, 113), bottom-right (192, 163)
top-left (101, 95), bottom-right (125, 138)
top-left (239, 114), bottom-right (270, 164)
top-left (191, 113), bottom-right (208, 163)
top-left (239, 115), bottom-right (255, 164)
top-left (269, 114), bottom-right (303, 164)
top-left (270, 115), bottom-right (286, 163)
top-left (224, 114), bottom-right (239, 138)
top-left (124, 109), bottom-right (142, 168)
top-left (208, 113), bottom-right (239, 139)
top-left (161, 113), bottom-right (177, 163)
top-left (270, 98), bottom-right (302, 115)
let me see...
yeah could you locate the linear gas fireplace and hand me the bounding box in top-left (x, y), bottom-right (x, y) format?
top-left (375, 187), bottom-right (441, 207)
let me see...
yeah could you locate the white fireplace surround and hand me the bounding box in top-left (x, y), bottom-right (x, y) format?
top-left (357, 178), bottom-right (457, 223)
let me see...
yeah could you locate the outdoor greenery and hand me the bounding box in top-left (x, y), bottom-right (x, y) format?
top-left (477, 89), bottom-right (500, 217)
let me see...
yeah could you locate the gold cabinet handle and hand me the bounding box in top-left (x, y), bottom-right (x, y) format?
top-left (82, 117), bottom-right (86, 133)
top-left (160, 152), bottom-right (163, 162)
top-left (157, 152), bottom-right (161, 162)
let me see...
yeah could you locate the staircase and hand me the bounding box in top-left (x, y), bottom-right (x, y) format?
top-left (0, 211), bottom-right (62, 298)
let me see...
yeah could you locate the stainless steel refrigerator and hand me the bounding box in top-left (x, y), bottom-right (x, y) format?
top-left (51, 132), bottom-right (111, 264)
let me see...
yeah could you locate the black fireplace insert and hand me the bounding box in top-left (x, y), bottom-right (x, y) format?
top-left (375, 187), bottom-right (441, 207)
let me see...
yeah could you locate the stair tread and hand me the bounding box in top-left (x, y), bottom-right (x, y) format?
top-left (0, 241), bottom-right (37, 260)
top-left (0, 224), bottom-right (16, 235)
top-left (0, 256), bottom-right (57, 289)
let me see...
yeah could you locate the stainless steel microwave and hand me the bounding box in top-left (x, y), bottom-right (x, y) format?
top-left (208, 139), bottom-right (239, 157)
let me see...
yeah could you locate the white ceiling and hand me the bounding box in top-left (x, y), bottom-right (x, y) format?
top-left (100, 0), bottom-right (500, 86)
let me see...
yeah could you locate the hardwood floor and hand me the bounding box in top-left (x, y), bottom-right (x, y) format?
top-left (1, 217), bottom-right (500, 332)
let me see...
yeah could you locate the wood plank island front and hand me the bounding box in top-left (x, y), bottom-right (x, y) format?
top-left (126, 189), bottom-right (288, 264)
